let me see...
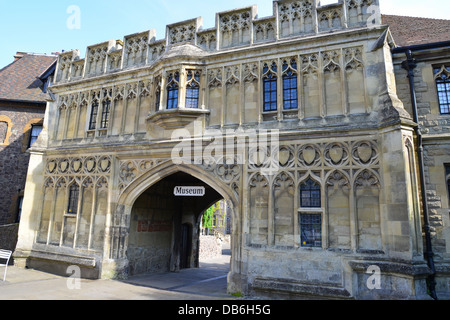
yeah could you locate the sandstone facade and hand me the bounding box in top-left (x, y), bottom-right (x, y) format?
top-left (14, 0), bottom-right (449, 299)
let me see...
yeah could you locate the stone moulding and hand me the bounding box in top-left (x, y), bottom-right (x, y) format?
top-left (52, 0), bottom-right (381, 84)
top-left (252, 277), bottom-right (352, 299)
top-left (146, 108), bottom-right (210, 130)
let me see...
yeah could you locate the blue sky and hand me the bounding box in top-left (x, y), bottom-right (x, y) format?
top-left (0, 0), bottom-right (448, 68)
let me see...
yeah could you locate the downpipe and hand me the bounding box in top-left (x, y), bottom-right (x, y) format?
top-left (401, 50), bottom-right (438, 300)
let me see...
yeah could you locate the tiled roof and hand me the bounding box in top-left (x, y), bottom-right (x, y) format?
top-left (0, 53), bottom-right (57, 104)
top-left (382, 14), bottom-right (450, 47)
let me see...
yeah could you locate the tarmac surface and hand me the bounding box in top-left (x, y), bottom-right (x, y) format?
top-left (0, 253), bottom-right (236, 300)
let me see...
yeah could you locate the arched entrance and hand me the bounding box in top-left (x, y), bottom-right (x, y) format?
top-left (108, 162), bottom-right (243, 294)
top-left (126, 171), bottom-right (224, 275)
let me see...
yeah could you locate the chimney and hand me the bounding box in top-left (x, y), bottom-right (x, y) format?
top-left (14, 52), bottom-right (27, 62)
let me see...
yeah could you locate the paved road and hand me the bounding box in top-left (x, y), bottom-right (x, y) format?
top-left (0, 254), bottom-right (235, 300)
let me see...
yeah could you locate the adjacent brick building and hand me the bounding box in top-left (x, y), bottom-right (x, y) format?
top-left (0, 52), bottom-right (56, 250)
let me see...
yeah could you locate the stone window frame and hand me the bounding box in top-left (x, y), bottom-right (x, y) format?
top-left (299, 212), bottom-right (323, 248)
top-left (300, 177), bottom-right (321, 208)
top-left (298, 176), bottom-right (324, 249)
top-left (433, 64), bottom-right (450, 115)
top-left (282, 58), bottom-right (299, 111)
top-left (0, 115), bottom-right (12, 146)
top-left (88, 98), bottom-right (100, 131)
top-left (67, 183), bottom-right (80, 215)
top-left (185, 70), bottom-right (201, 109)
top-left (166, 71), bottom-right (180, 110)
top-left (446, 164), bottom-right (450, 204)
top-left (28, 124), bottom-right (43, 148)
top-left (262, 61), bottom-right (278, 112)
top-left (22, 118), bottom-right (45, 151)
top-left (100, 96), bottom-right (112, 130)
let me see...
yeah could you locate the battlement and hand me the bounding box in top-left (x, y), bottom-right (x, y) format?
top-left (54, 0), bottom-right (380, 84)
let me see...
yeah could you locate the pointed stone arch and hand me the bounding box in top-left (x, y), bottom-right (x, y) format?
top-left (273, 171), bottom-right (295, 246)
top-left (326, 170), bottom-right (351, 250)
top-left (354, 168), bottom-right (382, 251)
top-left (107, 161), bottom-right (241, 283)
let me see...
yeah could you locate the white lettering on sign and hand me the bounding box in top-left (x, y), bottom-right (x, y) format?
top-left (174, 186), bottom-right (206, 197)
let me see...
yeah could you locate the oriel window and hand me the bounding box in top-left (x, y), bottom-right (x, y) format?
top-left (67, 184), bottom-right (80, 215)
top-left (167, 72), bottom-right (180, 109)
top-left (282, 60), bottom-right (298, 110)
top-left (434, 65), bottom-right (450, 114)
top-left (300, 178), bottom-right (321, 208)
top-left (186, 70), bottom-right (201, 109)
top-left (263, 62), bottom-right (278, 112)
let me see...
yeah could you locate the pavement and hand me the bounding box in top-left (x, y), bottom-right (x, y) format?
top-left (0, 253), bottom-right (236, 300)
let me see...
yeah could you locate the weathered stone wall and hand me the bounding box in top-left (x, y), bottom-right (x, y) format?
top-left (16, 0), bottom-right (447, 300)
top-left (393, 51), bottom-right (450, 298)
top-left (393, 56), bottom-right (450, 259)
top-left (0, 224), bottom-right (19, 252)
top-left (199, 235), bottom-right (223, 260)
top-left (0, 102), bottom-right (45, 225)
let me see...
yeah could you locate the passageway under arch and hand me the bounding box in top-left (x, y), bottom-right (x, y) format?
top-left (127, 171), bottom-right (225, 276)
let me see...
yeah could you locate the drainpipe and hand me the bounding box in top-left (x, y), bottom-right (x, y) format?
top-left (401, 50), bottom-right (438, 300)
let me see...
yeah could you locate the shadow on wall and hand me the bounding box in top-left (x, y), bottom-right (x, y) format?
top-left (0, 114), bottom-right (43, 255)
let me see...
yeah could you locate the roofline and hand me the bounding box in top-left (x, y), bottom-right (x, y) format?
top-left (391, 40), bottom-right (450, 54)
top-left (0, 98), bottom-right (47, 106)
top-left (39, 60), bottom-right (57, 80)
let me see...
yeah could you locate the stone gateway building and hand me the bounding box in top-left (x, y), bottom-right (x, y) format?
top-left (14, 0), bottom-right (450, 299)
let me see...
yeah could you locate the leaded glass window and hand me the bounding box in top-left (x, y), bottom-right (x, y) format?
top-left (186, 70), bottom-right (201, 109)
top-left (67, 184), bottom-right (79, 215)
top-left (167, 72), bottom-right (180, 109)
top-left (101, 98), bottom-right (111, 129)
top-left (434, 65), bottom-right (450, 114)
top-left (89, 100), bottom-right (99, 130)
top-left (300, 178), bottom-right (321, 208)
top-left (263, 62), bottom-right (278, 112)
top-left (282, 59), bottom-right (298, 110)
top-left (300, 214), bottom-right (322, 248)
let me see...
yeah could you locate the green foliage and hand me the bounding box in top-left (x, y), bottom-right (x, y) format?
top-left (202, 206), bottom-right (214, 229)
top-left (202, 201), bottom-right (227, 230)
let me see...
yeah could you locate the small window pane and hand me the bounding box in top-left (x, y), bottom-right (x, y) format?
top-left (263, 63), bottom-right (278, 112)
top-left (29, 124), bottom-right (43, 147)
top-left (300, 214), bottom-right (322, 248)
top-left (67, 184), bottom-right (79, 215)
top-left (434, 66), bottom-right (450, 114)
top-left (89, 101), bottom-right (99, 130)
top-left (186, 71), bottom-right (200, 109)
top-left (101, 99), bottom-right (111, 129)
top-left (282, 61), bottom-right (298, 110)
top-left (167, 73), bottom-right (180, 110)
top-left (300, 178), bottom-right (321, 208)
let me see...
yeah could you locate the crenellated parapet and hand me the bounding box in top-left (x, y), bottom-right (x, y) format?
top-left (53, 0), bottom-right (380, 84)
